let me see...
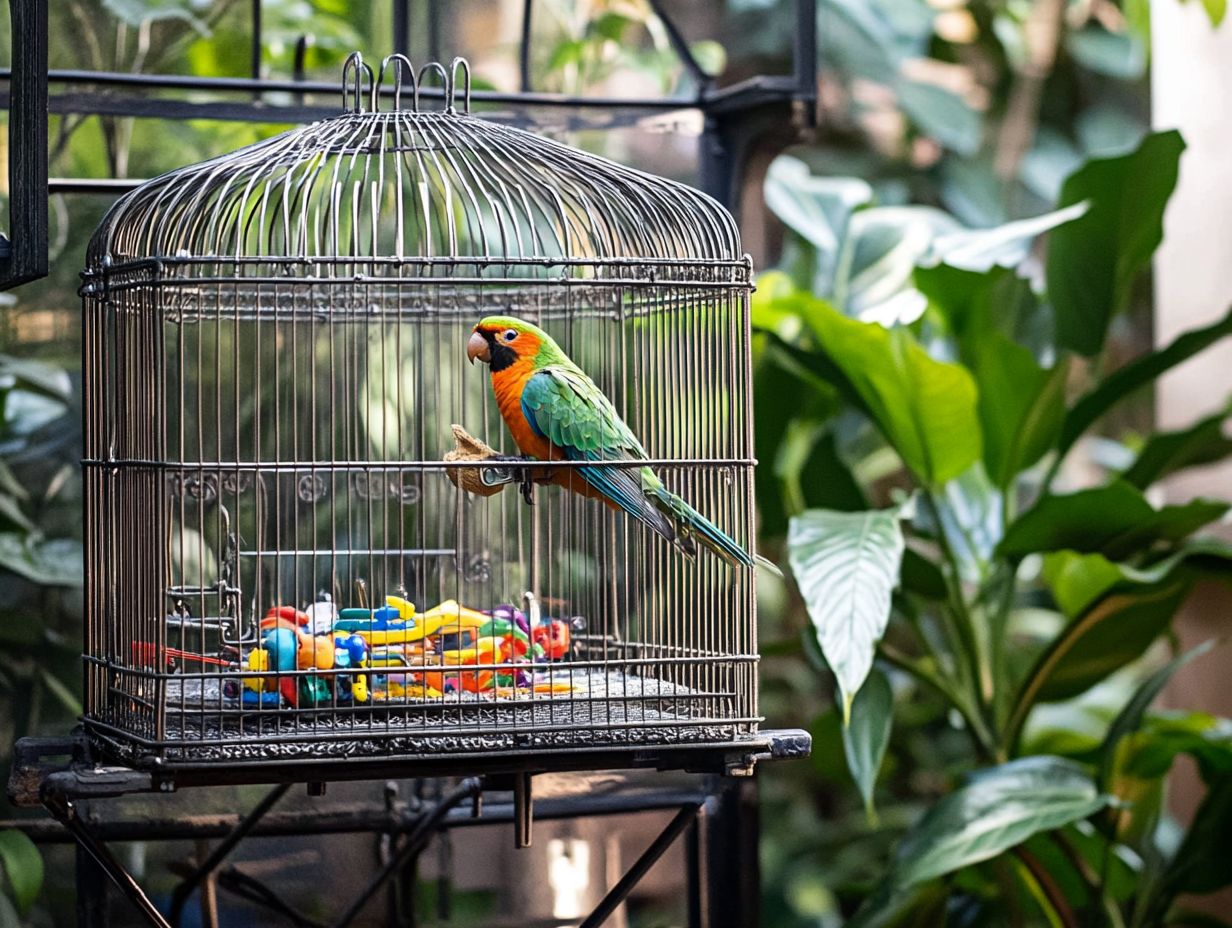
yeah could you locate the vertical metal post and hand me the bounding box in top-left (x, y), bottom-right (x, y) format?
top-left (77, 844), bottom-right (111, 928)
top-left (427, 0), bottom-right (441, 63)
top-left (686, 813), bottom-right (704, 928)
top-left (513, 771), bottom-right (533, 849)
top-left (700, 779), bottom-right (759, 928)
top-left (250, 0), bottom-right (262, 79)
top-left (793, 0), bottom-right (818, 100)
top-left (393, 0), bottom-right (410, 57)
top-left (519, 0), bottom-right (533, 92)
top-left (0, 0), bottom-right (48, 290)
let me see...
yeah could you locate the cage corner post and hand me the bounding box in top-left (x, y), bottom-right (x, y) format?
top-left (0, 0), bottom-right (49, 291)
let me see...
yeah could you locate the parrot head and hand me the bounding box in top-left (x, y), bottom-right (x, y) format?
top-left (467, 316), bottom-right (565, 372)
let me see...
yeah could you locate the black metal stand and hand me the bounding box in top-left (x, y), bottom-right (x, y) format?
top-left (9, 730), bottom-right (809, 928)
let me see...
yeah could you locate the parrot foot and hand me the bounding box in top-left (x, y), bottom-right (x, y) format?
top-left (519, 472), bottom-right (536, 506)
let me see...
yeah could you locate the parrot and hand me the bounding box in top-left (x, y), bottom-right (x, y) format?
top-left (467, 314), bottom-right (767, 571)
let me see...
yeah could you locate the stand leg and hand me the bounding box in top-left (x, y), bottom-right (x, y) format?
top-left (579, 804), bottom-right (701, 928)
top-left (168, 782), bottom-right (290, 926)
top-left (77, 843), bottom-right (111, 928)
top-left (46, 794), bottom-right (171, 928)
top-left (702, 779), bottom-right (759, 928)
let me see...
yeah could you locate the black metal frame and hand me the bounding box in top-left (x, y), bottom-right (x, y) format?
top-left (0, 0), bottom-right (47, 289)
top-left (0, 0), bottom-right (817, 281)
top-left (2, 1), bottom-right (818, 922)
top-left (9, 730), bottom-right (810, 927)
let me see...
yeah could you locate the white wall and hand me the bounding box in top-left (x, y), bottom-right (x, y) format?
top-left (1152, 0), bottom-right (1232, 917)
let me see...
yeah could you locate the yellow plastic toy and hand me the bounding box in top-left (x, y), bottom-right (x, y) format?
top-left (343, 599), bottom-right (488, 646)
top-left (384, 595), bottom-right (416, 620)
top-left (244, 649), bottom-right (271, 693)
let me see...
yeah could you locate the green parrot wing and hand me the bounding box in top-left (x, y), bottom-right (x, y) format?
top-left (520, 367), bottom-right (675, 539)
top-left (519, 366), bottom-right (647, 460)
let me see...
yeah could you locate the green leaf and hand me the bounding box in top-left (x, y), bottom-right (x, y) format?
top-left (929, 201), bottom-right (1090, 273)
top-left (0, 495), bottom-right (34, 534)
top-left (851, 756), bottom-right (1107, 927)
top-left (38, 669), bottom-right (83, 716)
top-left (796, 297), bottom-right (982, 484)
top-left (1122, 712), bottom-right (1232, 782)
top-left (901, 546), bottom-right (946, 600)
top-left (837, 206), bottom-right (958, 323)
top-left (1161, 773), bottom-right (1232, 896)
top-left (0, 891), bottom-right (17, 928)
top-left (788, 504), bottom-right (908, 720)
top-left (588, 11), bottom-right (633, 40)
top-left (1098, 640), bottom-right (1218, 788)
top-left (842, 665), bottom-right (893, 816)
top-left (795, 427), bottom-right (868, 514)
top-left (764, 157), bottom-right (872, 294)
top-left (1048, 130), bottom-right (1185, 356)
top-left (931, 465), bottom-right (1003, 582)
top-left (973, 336), bottom-right (1070, 488)
top-left (547, 38), bottom-right (587, 72)
top-left (101, 0), bottom-right (209, 32)
top-left (915, 262), bottom-right (1043, 358)
top-left (0, 830), bottom-right (43, 916)
top-left (1182, 0), bottom-right (1228, 26)
top-left (895, 79), bottom-right (981, 156)
top-left (1043, 551), bottom-right (1128, 616)
top-left (0, 356), bottom-right (72, 403)
top-left (0, 535), bottom-right (83, 587)
top-left (1066, 25), bottom-right (1147, 80)
top-left (1007, 581), bottom-right (1193, 746)
top-left (1021, 128), bottom-right (1085, 202)
top-left (1121, 406), bottom-right (1232, 488)
top-left (1058, 306), bottom-right (1232, 460)
top-left (998, 481), bottom-right (1228, 561)
top-left (1045, 539), bottom-right (1232, 617)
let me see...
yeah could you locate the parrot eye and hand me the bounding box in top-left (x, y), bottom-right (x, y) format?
top-left (502, 329), bottom-right (518, 342)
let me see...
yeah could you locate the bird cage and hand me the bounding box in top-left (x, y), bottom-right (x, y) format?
top-left (80, 54), bottom-right (761, 770)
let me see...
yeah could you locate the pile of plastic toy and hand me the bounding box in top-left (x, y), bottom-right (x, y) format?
top-left (231, 596), bottom-right (579, 708)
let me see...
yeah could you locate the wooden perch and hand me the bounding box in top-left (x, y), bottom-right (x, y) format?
top-left (444, 424), bottom-right (509, 497)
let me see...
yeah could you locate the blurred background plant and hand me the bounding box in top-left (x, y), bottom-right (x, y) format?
top-left (0, 0), bottom-right (1229, 924)
top-left (754, 127), bottom-right (1232, 927)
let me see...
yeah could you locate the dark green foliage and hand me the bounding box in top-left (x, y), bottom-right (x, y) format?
top-left (757, 128), bottom-right (1232, 926)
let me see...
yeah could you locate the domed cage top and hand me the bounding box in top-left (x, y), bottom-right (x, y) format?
top-left (81, 54), bottom-right (760, 769)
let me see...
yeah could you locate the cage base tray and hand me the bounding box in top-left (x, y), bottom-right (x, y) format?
top-left (119, 668), bottom-right (752, 766)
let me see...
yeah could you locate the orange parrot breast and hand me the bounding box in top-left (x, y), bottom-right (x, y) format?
top-left (488, 362), bottom-right (608, 503)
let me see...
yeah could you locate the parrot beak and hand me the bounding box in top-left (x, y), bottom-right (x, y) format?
top-left (466, 330), bottom-right (490, 365)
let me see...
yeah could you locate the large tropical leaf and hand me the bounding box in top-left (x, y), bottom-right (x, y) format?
top-left (1098, 640), bottom-right (1218, 787)
top-left (794, 296), bottom-right (982, 485)
top-left (1057, 307), bottom-right (1232, 463)
top-left (1121, 405), bottom-right (1232, 489)
top-left (972, 335), bottom-right (1070, 488)
top-left (849, 757), bottom-right (1107, 926)
top-left (998, 481), bottom-right (1228, 561)
top-left (1136, 773), bottom-right (1232, 925)
top-left (842, 664), bottom-right (894, 816)
top-left (0, 535), bottom-right (84, 587)
top-left (1044, 538), bottom-right (1232, 617)
top-left (0, 830), bottom-right (43, 916)
top-left (1048, 130), bottom-right (1185, 356)
top-left (1006, 580), bottom-right (1193, 747)
top-left (788, 504), bottom-right (907, 719)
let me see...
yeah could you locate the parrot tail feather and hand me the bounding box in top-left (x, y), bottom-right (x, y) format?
top-left (649, 485), bottom-right (755, 569)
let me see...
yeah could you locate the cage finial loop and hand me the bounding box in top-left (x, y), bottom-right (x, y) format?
top-left (416, 61), bottom-right (454, 114)
top-left (379, 54), bottom-right (418, 112)
top-left (341, 51), bottom-right (375, 113)
top-left (450, 57), bottom-right (471, 114)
